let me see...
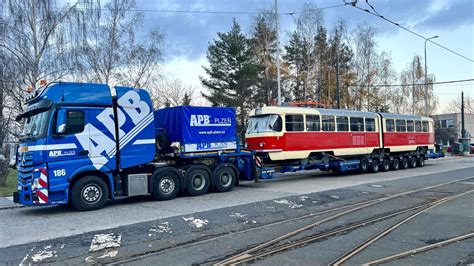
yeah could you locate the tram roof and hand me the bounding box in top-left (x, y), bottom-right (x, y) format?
top-left (252, 106), bottom-right (378, 118)
top-left (379, 113), bottom-right (432, 121)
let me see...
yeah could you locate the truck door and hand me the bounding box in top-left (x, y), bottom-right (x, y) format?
top-left (47, 107), bottom-right (91, 184)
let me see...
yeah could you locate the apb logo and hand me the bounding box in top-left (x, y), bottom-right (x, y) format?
top-left (75, 90), bottom-right (152, 170)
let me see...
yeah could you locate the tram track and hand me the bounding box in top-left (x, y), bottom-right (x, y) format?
top-left (108, 176), bottom-right (473, 265)
top-left (213, 177), bottom-right (473, 265)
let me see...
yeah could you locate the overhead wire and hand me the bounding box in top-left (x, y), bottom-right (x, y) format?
top-left (349, 0), bottom-right (474, 63)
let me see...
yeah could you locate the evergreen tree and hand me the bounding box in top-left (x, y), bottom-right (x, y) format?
top-left (201, 19), bottom-right (262, 136)
top-left (182, 92), bottom-right (191, 106)
top-left (251, 15), bottom-right (277, 105)
top-left (284, 31), bottom-right (305, 101)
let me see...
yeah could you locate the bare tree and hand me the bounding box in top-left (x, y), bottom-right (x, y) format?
top-left (444, 95), bottom-right (474, 114)
top-left (79, 0), bottom-right (163, 87)
top-left (0, 0), bottom-right (80, 147)
top-left (400, 55), bottom-right (438, 115)
top-left (149, 78), bottom-right (196, 109)
top-left (350, 22), bottom-right (379, 111)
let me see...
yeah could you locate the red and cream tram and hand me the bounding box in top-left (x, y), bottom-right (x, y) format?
top-left (246, 106), bottom-right (435, 165)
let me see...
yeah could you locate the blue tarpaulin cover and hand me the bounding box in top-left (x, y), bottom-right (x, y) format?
top-left (154, 106), bottom-right (237, 152)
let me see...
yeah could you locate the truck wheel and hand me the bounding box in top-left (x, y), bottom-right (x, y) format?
top-left (417, 157), bottom-right (425, 167)
top-left (359, 159), bottom-right (369, 173)
top-left (381, 159), bottom-right (390, 172)
top-left (152, 171), bottom-right (180, 201)
top-left (71, 176), bottom-right (109, 211)
top-left (369, 160), bottom-right (379, 173)
top-left (214, 165), bottom-right (236, 192)
top-left (186, 166), bottom-right (210, 196)
top-left (400, 157), bottom-right (409, 169)
top-left (409, 157), bottom-right (417, 168)
top-left (391, 158), bottom-right (400, 170)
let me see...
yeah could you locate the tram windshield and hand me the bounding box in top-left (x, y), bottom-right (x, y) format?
top-left (246, 114), bottom-right (282, 134)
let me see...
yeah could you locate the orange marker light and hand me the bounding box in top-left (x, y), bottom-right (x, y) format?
top-left (26, 87), bottom-right (34, 93)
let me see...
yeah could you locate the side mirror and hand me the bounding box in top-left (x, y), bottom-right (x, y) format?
top-left (56, 109), bottom-right (67, 134)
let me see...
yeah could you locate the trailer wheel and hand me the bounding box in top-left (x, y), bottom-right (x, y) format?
top-left (369, 160), bottom-right (380, 173)
top-left (186, 166), bottom-right (210, 196)
top-left (381, 159), bottom-right (390, 172)
top-left (417, 157), bottom-right (425, 167)
top-left (400, 157), bottom-right (409, 169)
top-left (71, 176), bottom-right (109, 211)
top-left (391, 158), bottom-right (400, 170)
top-left (214, 164), bottom-right (236, 192)
top-left (409, 157), bottom-right (417, 168)
top-left (359, 159), bottom-right (369, 173)
top-left (152, 171), bottom-right (180, 201)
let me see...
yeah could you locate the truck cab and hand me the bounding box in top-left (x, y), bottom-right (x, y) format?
top-left (14, 82), bottom-right (155, 210)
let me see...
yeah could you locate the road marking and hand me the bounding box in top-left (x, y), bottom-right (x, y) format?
top-left (89, 233), bottom-right (121, 252)
top-left (86, 233), bottom-right (122, 262)
top-left (149, 222), bottom-right (173, 237)
top-left (20, 244), bottom-right (65, 264)
top-left (183, 217), bottom-right (209, 228)
top-left (273, 199), bottom-right (303, 209)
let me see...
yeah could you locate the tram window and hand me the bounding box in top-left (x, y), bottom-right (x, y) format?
top-left (386, 119), bottom-right (395, 132)
top-left (422, 121), bottom-right (429, 132)
top-left (365, 118), bottom-right (376, 132)
top-left (415, 120), bottom-right (422, 132)
top-left (336, 116), bottom-right (349, 131)
top-left (350, 117), bottom-right (364, 132)
top-left (306, 115), bottom-right (320, 131)
top-left (407, 120), bottom-right (414, 132)
top-left (285, 114), bottom-right (304, 131)
top-left (396, 119), bottom-right (406, 132)
top-left (322, 115), bottom-right (335, 131)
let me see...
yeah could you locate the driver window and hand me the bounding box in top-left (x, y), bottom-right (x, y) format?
top-left (57, 110), bottom-right (85, 135)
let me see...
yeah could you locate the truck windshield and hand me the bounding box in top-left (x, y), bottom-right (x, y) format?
top-left (246, 114), bottom-right (282, 134)
top-left (21, 111), bottom-right (49, 140)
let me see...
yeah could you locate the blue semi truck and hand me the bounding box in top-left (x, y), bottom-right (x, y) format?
top-left (14, 82), bottom-right (255, 210)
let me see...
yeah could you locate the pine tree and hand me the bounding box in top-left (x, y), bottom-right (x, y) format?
top-left (251, 15), bottom-right (277, 105)
top-left (201, 19), bottom-right (262, 136)
top-left (284, 31), bottom-right (305, 101)
top-left (182, 92), bottom-right (191, 106)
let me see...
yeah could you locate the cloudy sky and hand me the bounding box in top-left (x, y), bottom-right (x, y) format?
top-left (136, 0), bottom-right (473, 113)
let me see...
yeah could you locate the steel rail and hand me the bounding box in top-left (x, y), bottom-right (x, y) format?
top-left (330, 189), bottom-right (474, 266)
top-left (215, 176), bottom-right (474, 265)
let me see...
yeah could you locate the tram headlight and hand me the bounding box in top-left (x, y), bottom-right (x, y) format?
top-left (259, 142), bottom-right (265, 148)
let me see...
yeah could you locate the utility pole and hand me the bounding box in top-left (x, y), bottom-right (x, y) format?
top-left (424, 36), bottom-right (438, 116)
top-left (275, 0), bottom-right (281, 106)
top-left (461, 91), bottom-right (465, 138)
top-left (336, 52), bottom-right (340, 109)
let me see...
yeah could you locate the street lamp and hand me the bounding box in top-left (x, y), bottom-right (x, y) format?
top-left (424, 35), bottom-right (438, 116)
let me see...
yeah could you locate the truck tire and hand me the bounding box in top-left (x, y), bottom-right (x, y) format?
top-left (369, 159), bottom-right (379, 173)
top-left (185, 166), bottom-right (210, 196)
top-left (417, 157), bottom-right (425, 167)
top-left (409, 157), bottom-right (417, 168)
top-left (381, 158), bottom-right (390, 172)
top-left (213, 164), bottom-right (236, 192)
top-left (152, 171), bottom-right (180, 201)
top-left (400, 157), bottom-right (409, 169)
top-left (359, 159), bottom-right (369, 173)
top-left (391, 158), bottom-right (400, 170)
top-left (71, 176), bottom-right (109, 211)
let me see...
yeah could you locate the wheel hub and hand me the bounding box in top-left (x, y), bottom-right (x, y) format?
top-left (82, 185), bottom-right (101, 203)
top-left (192, 175), bottom-right (204, 190)
top-left (160, 178), bottom-right (174, 194)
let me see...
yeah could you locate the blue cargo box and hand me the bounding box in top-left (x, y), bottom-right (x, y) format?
top-left (154, 106), bottom-right (238, 153)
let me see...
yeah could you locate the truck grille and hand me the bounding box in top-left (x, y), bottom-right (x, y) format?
top-left (18, 152), bottom-right (34, 182)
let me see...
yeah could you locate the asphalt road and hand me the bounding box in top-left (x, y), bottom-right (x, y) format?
top-left (0, 156), bottom-right (473, 265)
